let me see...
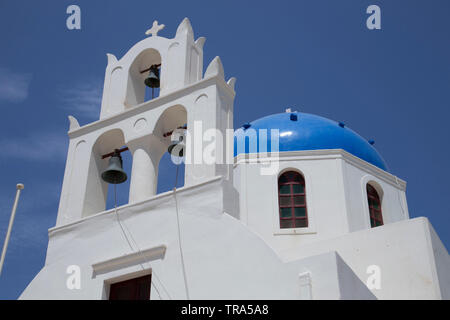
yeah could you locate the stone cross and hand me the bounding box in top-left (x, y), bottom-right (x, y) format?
top-left (145, 20), bottom-right (165, 37)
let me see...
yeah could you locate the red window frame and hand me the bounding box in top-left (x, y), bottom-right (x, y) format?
top-left (367, 184), bottom-right (383, 228)
top-left (278, 171), bottom-right (308, 229)
top-left (109, 274), bottom-right (152, 300)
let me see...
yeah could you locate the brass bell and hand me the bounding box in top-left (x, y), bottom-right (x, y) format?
top-left (144, 65), bottom-right (160, 88)
top-left (101, 149), bottom-right (127, 184)
top-left (168, 128), bottom-right (186, 157)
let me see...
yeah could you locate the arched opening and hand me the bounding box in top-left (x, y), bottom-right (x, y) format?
top-left (153, 105), bottom-right (187, 193)
top-left (157, 153), bottom-right (185, 193)
top-left (366, 183), bottom-right (383, 228)
top-left (126, 48), bottom-right (162, 108)
top-left (84, 129), bottom-right (131, 216)
top-left (278, 170), bottom-right (308, 228)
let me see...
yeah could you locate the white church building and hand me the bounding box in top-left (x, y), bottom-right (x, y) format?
top-left (21, 18), bottom-right (449, 300)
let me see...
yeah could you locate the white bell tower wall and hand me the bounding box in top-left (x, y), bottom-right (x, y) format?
top-left (100, 18), bottom-right (205, 119)
top-left (55, 18), bottom-right (237, 226)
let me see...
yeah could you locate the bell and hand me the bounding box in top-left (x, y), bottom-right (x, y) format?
top-left (144, 65), bottom-right (160, 88)
top-left (101, 150), bottom-right (127, 184)
top-left (168, 128), bottom-right (186, 157)
top-left (168, 141), bottom-right (184, 157)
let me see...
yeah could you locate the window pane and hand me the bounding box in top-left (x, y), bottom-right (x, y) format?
top-left (280, 208), bottom-right (292, 218)
top-left (279, 196), bottom-right (291, 206)
top-left (279, 175), bottom-right (288, 183)
top-left (279, 172), bottom-right (307, 230)
top-left (295, 219), bottom-right (308, 228)
top-left (367, 184), bottom-right (383, 228)
top-left (372, 201), bottom-right (380, 210)
top-left (280, 219), bottom-right (293, 229)
top-left (292, 184), bottom-right (304, 194)
top-left (373, 210), bottom-right (382, 220)
top-left (279, 184), bottom-right (291, 194)
top-left (294, 207), bottom-right (306, 217)
top-left (293, 196), bottom-right (305, 205)
top-left (369, 198), bottom-right (379, 209)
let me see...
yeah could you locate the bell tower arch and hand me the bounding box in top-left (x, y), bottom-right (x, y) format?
top-left (56, 18), bottom-right (237, 226)
top-left (99, 18), bottom-right (205, 119)
top-left (126, 48), bottom-right (162, 108)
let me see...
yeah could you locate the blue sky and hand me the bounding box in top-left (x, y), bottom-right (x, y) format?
top-left (0, 0), bottom-right (449, 299)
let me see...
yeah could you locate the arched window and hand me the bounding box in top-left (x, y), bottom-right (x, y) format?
top-left (367, 184), bottom-right (383, 228)
top-left (278, 171), bottom-right (308, 228)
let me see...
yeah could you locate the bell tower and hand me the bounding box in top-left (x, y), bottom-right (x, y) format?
top-left (56, 18), bottom-right (236, 226)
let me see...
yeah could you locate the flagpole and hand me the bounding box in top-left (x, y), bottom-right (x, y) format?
top-left (0, 183), bottom-right (24, 276)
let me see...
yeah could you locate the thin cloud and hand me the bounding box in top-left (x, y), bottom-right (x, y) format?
top-left (0, 131), bottom-right (67, 162)
top-left (0, 67), bottom-right (32, 103)
top-left (59, 79), bottom-right (102, 119)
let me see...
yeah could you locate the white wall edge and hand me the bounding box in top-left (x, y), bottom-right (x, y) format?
top-left (48, 175), bottom-right (224, 236)
top-left (233, 149), bottom-right (406, 190)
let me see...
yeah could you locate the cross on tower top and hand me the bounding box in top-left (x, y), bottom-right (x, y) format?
top-left (145, 20), bottom-right (165, 37)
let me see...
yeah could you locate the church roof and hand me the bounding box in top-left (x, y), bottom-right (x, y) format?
top-left (234, 112), bottom-right (388, 171)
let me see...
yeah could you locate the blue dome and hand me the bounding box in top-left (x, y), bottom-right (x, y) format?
top-left (234, 112), bottom-right (388, 171)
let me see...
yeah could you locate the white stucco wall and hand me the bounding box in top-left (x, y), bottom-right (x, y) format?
top-left (428, 222), bottom-right (450, 299)
top-left (20, 176), bottom-right (449, 300)
top-left (341, 155), bottom-right (409, 232)
top-left (233, 149), bottom-right (409, 257)
top-left (234, 151), bottom-right (348, 245)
